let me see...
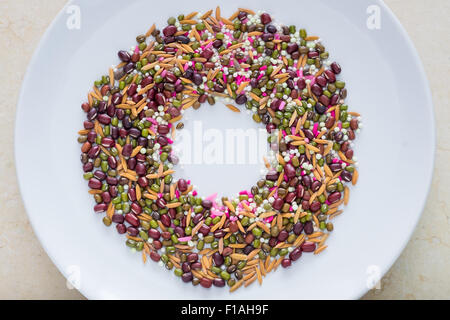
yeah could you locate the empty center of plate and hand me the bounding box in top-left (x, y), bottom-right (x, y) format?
top-left (172, 100), bottom-right (270, 198)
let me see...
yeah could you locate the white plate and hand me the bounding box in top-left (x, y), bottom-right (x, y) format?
top-left (15, 0), bottom-right (435, 299)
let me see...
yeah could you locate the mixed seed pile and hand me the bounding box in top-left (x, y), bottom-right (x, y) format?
top-left (78, 7), bottom-right (361, 291)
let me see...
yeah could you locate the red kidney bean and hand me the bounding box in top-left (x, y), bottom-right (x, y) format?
top-left (304, 221), bottom-right (314, 234)
top-left (329, 163), bottom-right (342, 172)
top-left (135, 163), bottom-right (146, 176)
top-left (302, 175), bottom-right (312, 189)
top-left (122, 144), bottom-right (132, 157)
top-left (118, 50), bottom-right (131, 62)
top-left (130, 202), bottom-right (142, 215)
top-left (181, 262), bottom-right (191, 273)
top-left (212, 252), bottom-right (224, 266)
top-left (316, 75), bottom-right (327, 87)
top-left (293, 222), bottom-right (304, 235)
top-left (310, 201), bottom-right (321, 212)
top-left (94, 204), bottom-right (107, 212)
top-left (191, 262), bottom-right (202, 270)
top-left (260, 13), bottom-right (272, 24)
top-left (284, 192), bottom-right (296, 203)
top-left (116, 223), bottom-right (126, 234)
top-left (125, 213), bottom-right (139, 227)
top-left (101, 191), bottom-right (111, 203)
top-left (101, 137), bottom-right (114, 148)
top-left (181, 272), bottom-right (193, 283)
top-left (112, 214), bottom-right (124, 223)
top-left (272, 198), bottom-right (284, 210)
top-left (200, 278), bottom-right (212, 288)
top-left (127, 227), bottom-right (138, 236)
top-left (87, 145), bottom-right (100, 158)
top-left (284, 163), bottom-right (296, 178)
top-left (296, 185), bottom-right (305, 198)
top-left (341, 171), bottom-right (353, 182)
top-left (269, 237), bottom-right (278, 247)
top-left (83, 162), bottom-right (93, 172)
top-left (153, 240), bottom-right (162, 250)
top-left (156, 198), bottom-right (166, 209)
top-left (137, 176), bottom-right (148, 188)
top-left (148, 228), bottom-right (160, 240)
top-left (301, 241), bottom-right (316, 252)
top-left (289, 247), bottom-right (302, 261)
top-left (345, 149), bottom-right (354, 159)
top-left (83, 121), bottom-right (94, 129)
top-left (350, 118), bottom-right (359, 130)
top-left (187, 253), bottom-right (198, 263)
top-left (277, 230), bottom-right (289, 242)
top-left (88, 178), bottom-right (102, 189)
top-left (177, 179), bottom-right (188, 192)
top-left (213, 278), bottom-right (226, 287)
top-left (311, 180), bottom-right (322, 192)
top-left (301, 200), bottom-right (310, 211)
top-left (311, 84), bottom-right (323, 96)
top-left (199, 225), bottom-right (211, 236)
top-left (265, 170), bottom-right (279, 181)
top-left (297, 78), bottom-right (306, 90)
top-left (324, 70), bottom-right (336, 83)
top-left (331, 62), bottom-right (342, 74)
top-left (161, 214), bottom-right (172, 227)
top-left (123, 62), bottom-right (135, 74)
top-left (150, 251), bottom-right (161, 262)
top-left (319, 95), bottom-right (330, 106)
top-left (328, 191), bottom-right (341, 204)
top-left (281, 259), bottom-right (292, 268)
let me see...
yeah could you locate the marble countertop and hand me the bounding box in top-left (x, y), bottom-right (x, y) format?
top-left (0, 0), bottom-right (448, 299)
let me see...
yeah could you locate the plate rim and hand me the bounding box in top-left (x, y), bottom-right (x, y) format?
top-left (14, 0), bottom-right (436, 300)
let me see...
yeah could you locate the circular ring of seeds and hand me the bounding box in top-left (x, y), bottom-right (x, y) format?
top-left (78, 7), bottom-right (361, 291)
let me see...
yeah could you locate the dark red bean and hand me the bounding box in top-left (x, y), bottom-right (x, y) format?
top-left (153, 240), bottom-right (162, 250)
top-left (83, 162), bottom-right (93, 172)
top-left (304, 221), bottom-right (314, 234)
top-left (284, 163), bottom-right (296, 178)
top-left (130, 202), bottom-right (142, 215)
top-left (101, 191), bottom-right (111, 203)
top-left (148, 229), bottom-right (161, 240)
top-left (260, 13), bottom-right (272, 24)
top-left (160, 214), bottom-right (171, 227)
top-left (311, 84), bottom-right (323, 96)
top-left (116, 223), bottom-right (126, 234)
top-left (281, 259), bottom-right (292, 268)
top-left (127, 227), bottom-right (138, 236)
top-left (94, 203), bottom-right (107, 213)
top-left (125, 213), bottom-right (139, 227)
top-left (150, 252), bottom-right (161, 262)
top-left (118, 50), bottom-right (131, 62)
top-left (213, 278), bottom-right (225, 287)
top-left (163, 25), bottom-right (177, 36)
top-left (112, 214), bottom-right (124, 223)
top-left (296, 185), bottom-right (305, 198)
top-left (199, 225), bottom-right (211, 236)
top-left (88, 178), bottom-right (102, 189)
top-left (122, 144), bottom-right (133, 157)
top-left (177, 179), bottom-right (188, 192)
top-left (235, 94), bottom-right (247, 105)
top-left (272, 198), bottom-right (284, 210)
top-left (181, 272), bottom-right (193, 283)
top-left (324, 70), bottom-right (336, 83)
top-left (212, 252), bottom-right (224, 266)
top-left (200, 278), bottom-right (213, 288)
top-left (289, 247), bottom-right (302, 261)
top-left (331, 62), bottom-right (342, 74)
top-left (301, 241), bottom-right (316, 252)
top-left (293, 222), bottom-right (304, 235)
top-left (277, 230), bottom-right (289, 242)
top-left (187, 253), bottom-right (198, 263)
top-left (328, 191), bottom-right (341, 204)
top-left (310, 201), bottom-right (321, 212)
top-left (341, 171), bottom-right (353, 182)
top-left (329, 163), bottom-right (342, 172)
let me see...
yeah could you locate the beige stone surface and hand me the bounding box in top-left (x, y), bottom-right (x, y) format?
top-left (0, 0), bottom-right (448, 300)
